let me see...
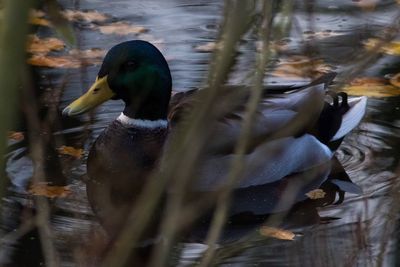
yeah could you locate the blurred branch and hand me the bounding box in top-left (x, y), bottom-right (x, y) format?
top-left (0, 0), bottom-right (34, 209)
top-left (149, 1), bottom-right (257, 266)
top-left (22, 67), bottom-right (60, 267)
top-left (43, 0), bottom-right (76, 46)
top-left (198, 1), bottom-right (274, 266)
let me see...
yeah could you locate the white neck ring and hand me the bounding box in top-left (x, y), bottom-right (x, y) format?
top-left (117, 113), bottom-right (168, 129)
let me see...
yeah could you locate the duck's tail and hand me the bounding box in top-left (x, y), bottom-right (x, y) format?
top-left (330, 96), bottom-right (367, 141)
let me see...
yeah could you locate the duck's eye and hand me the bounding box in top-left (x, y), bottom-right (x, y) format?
top-left (124, 60), bottom-right (138, 71)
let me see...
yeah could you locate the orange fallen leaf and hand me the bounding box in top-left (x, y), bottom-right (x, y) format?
top-left (8, 131), bottom-right (24, 141)
top-left (272, 56), bottom-right (331, 79)
top-left (29, 183), bottom-right (71, 198)
top-left (260, 226), bottom-right (295, 241)
top-left (364, 38), bottom-right (400, 56)
top-left (28, 48), bottom-right (104, 68)
top-left (57, 145), bottom-right (84, 159)
top-left (27, 35), bottom-right (65, 54)
top-left (62, 10), bottom-right (109, 23)
top-left (305, 189), bottom-right (326, 199)
top-left (98, 22), bottom-right (148, 35)
top-left (28, 54), bottom-right (80, 68)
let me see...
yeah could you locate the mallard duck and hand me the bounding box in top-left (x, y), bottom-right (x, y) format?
top-left (62, 40), bottom-right (367, 237)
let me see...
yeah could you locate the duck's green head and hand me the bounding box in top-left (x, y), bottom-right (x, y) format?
top-left (63, 40), bottom-right (172, 120)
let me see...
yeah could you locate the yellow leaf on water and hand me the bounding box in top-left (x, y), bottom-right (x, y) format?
top-left (305, 189), bottom-right (326, 199)
top-left (29, 17), bottom-right (52, 27)
top-left (62, 10), bottom-right (109, 23)
top-left (344, 85), bottom-right (400, 97)
top-left (98, 22), bottom-right (148, 35)
top-left (27, 35), bottom-right (65, 54)
top-left (29, 183), bottom-right (71, 198)
top-left (350, 77), bottom-right (387, 86)
top-left (8, 131), bottom-right (24, 141)
top-left (364, 38), bottom-right (400, 56)
top-left (344, 76), bottom-right (400, 97)
top-left (260, 226), bottom-right (295, 241)
top-left (272, 56), bottom-right (331, 79)
top-left (57, 145), bottom-right (83, 159)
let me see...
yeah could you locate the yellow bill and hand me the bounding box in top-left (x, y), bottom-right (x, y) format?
top-left (62, 76), bottom-right (114, 116)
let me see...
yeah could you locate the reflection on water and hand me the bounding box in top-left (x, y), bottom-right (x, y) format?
top-left (1, 0), bottom-right (400, 266)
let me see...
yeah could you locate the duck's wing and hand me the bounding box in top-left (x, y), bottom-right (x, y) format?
top-left (167, 73), bottom-right (366, 190)
top-left (168, 82), bottom-right (327, 155)
top-left (194, 134), bottom-right (332, 190)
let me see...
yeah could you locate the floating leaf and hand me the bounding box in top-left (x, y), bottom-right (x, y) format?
top-left (8, 131), bottom-right (24, 141)
top-left (63, 10), bottom-right (109, 23)
top-left (69, 48), bottom-right (106, 59)
top-left (344, 76), bottom-right (400, 97)
top-left (30, 9), bottom-right (46, 18)
top-left (350, 77), bottom-right (387, 86)
top-left (194, 42), bottom-right (219, 52)
top-left (27, 35), bottom-right (65, 54)
top-left (28, 54), bottom-right (79, 68)
top-left (57, 145), bottom-right (83, 159)
top-left (29, 183), bottom-right (71, 198)
top-left (28, 48), bottom-right (104, 68)
top-left (272, 56), bottom-right (331, 79)
top-left (305, 189), bottom-right (326, 199)
top-left (364, 38), bottom-right (400, 56)
top-left (303, 30), bottom-right (343, 40)
top-left (353, 0), bottom-right (379, 11)
top-left (98, 22), bottom-right (148, 35)
top-left (29, 16), bottom-right (51, 27)
top-left (260, 226), bottom-right (295, 241)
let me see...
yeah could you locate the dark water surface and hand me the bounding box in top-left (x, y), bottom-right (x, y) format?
top-left (2, 0), bottom-right (400, 266)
